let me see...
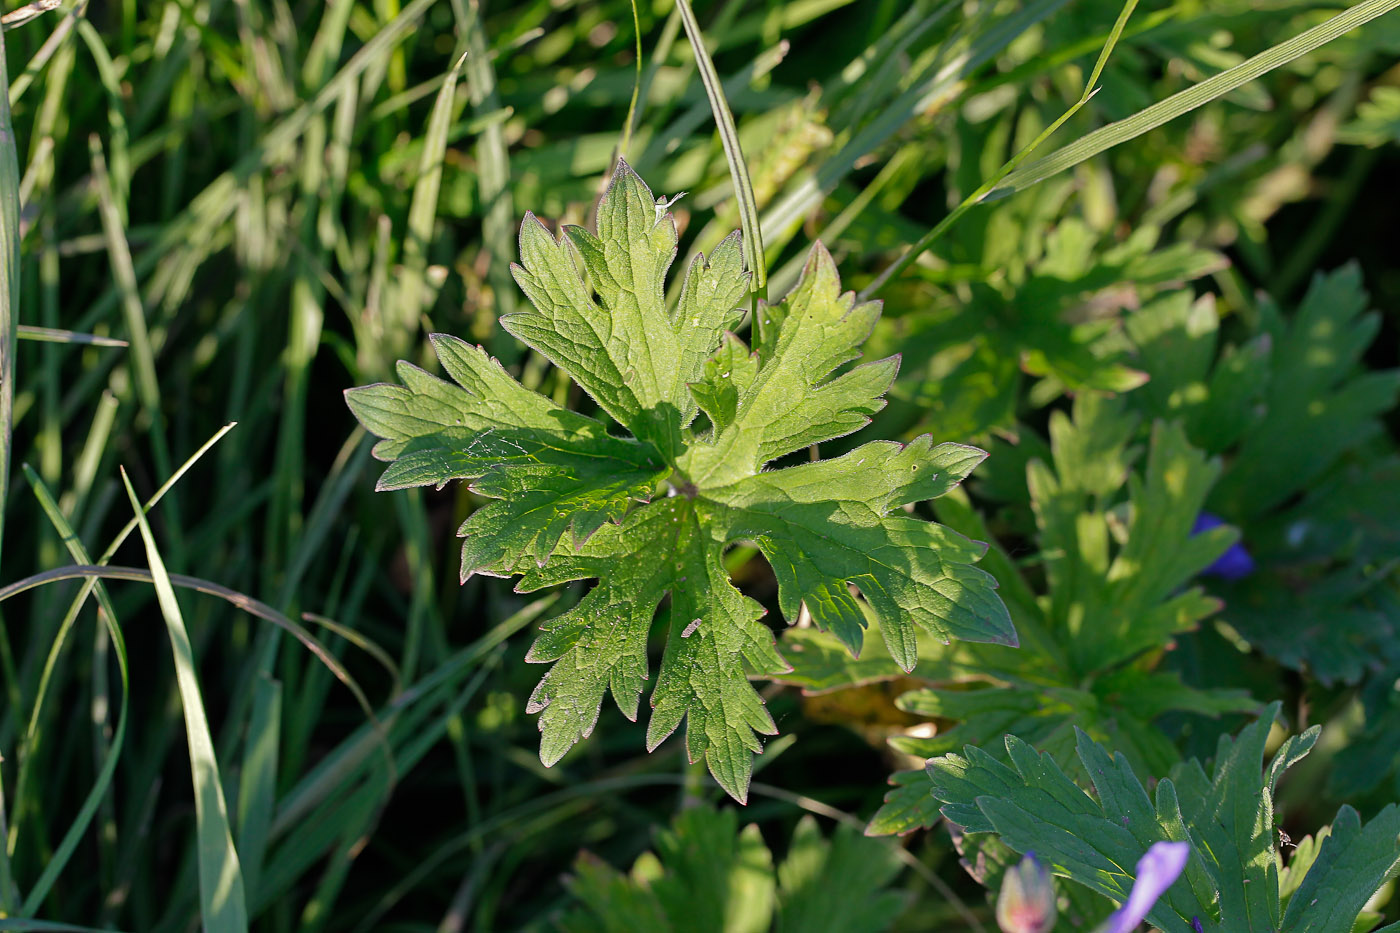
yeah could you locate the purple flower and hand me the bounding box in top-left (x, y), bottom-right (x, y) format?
top-left (1193, 512), bottom-right (1254, 580)
top-left (1097, 841), bottom-right (1191, 933)
top-left (997, 852), bottom-right (1057, 933)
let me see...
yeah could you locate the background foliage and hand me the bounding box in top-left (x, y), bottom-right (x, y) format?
top-left (0, 0), bottom-right (1398, 930)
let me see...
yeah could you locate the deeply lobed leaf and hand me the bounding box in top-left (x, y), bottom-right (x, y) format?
top-left (347, 160), bottom-right (1012, 800)
top-left (922, 703), bottom-right (1400, 933)
top-left (558, 807), bottom-right (907, 933)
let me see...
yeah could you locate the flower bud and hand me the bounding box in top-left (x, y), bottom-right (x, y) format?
top-left (997, 852), bottom-right (1058, 933)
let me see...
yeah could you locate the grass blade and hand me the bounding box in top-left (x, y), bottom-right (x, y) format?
top-left (758, 0), bottom-right (1069, 253)
top-left (861, 0), bottom-right (1139, 298)
top-left (9, 422), bottom-right (232, 912)
top-left (0, 563), bottom-right (380, 744)
top-left (15, 325), bottom-right (128, 346)
top-left (618, 0), bottom-right (644, 159)
top-left (400, 47), bottom-right (467, 323)
top-left (0, 0), bottom-right (21, 603)
top-left (89, 136), bottom-right (158, 416)
top-left (235, 677), bottom-right (280, 905)
top-left (0, 22), bottom-right (20, 913)
top-left (0, 921), bottom-right (132, 932)
top-left (674, 0), bottom-right (766, 295)
top-left (0, 0), bottom-right (62, 31)
top-left (14, 467), bottom-right (131, 916)
top-left (119, 469), bottom-right (249, 933)
top-left (456, 0), bottom-right (517, 354)
top-left (987, 0), bottom-right (1400, 198)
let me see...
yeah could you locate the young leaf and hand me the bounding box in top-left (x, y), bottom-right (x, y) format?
top-left (346, 160), bottom-right (1014, 801)
top-left (557, 807), bottom-right (906, 933)
top-left (856, 397), bottom-right (1249, 836)
top-left (774, 816), bottom-right (907, 933)
top-left (1127, 268), bottom-right (1400, 687)
top-left (923, 703), bottom-right (1400, 933)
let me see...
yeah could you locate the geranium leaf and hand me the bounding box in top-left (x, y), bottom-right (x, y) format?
top-left (347, 160), bottom-right (1012, 800)
top-left (922, 704), bottom-right (1400, 933)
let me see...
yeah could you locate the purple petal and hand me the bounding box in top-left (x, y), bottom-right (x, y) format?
top-left (1102, 841), bottom-right (1191, 933)
top-left (1206, 544), bottom-right (1255, 580)
top-left (1191, 513), bottom-right (1225, 534)
top-left (1193, 512), bottom-right (1254, 580)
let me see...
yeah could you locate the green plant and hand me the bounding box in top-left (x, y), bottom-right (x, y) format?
top-left (4, 0), bottom-right (1400, 928)
top-left (346, 161), bottom-right (1015, 800)
top-left (558, 805), bottom-right (906, 933)
top-left (924, 704), bottom-right (1400, 933)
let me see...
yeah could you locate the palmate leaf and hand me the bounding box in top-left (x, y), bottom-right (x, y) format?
top-left (832, 397), bottom-right (1250, 836)
top-left (345, 161), bottom-right (1014, 801)
top-left (557, 807), bottom-right (907, 933)
top-left (923, 703), bottom-right (1400, 933)
top-left (1127, 269), bottom-right (1400, 687)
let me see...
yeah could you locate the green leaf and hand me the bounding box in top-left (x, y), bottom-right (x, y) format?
top-left (346, 334), bottom-right (667, 575)
top-left (705, 438), bottom-right (1011, 671)
top-left (559, 807), bottom-right (906, 933)
top-left (121, 472), bottom-right (249, 933)
top-left (650, 809), bottom-right (775, 933)
top-left (1281, 805), bottom-right (1400, 933)
top-left (923, 703), bottom-right (1400, 933)
top-left (1130, 267), bottom-right (1400, 686)
top-left (887, 668), bottom-right (1254, 785)
top-left (1029, 396), bottom-right (1230, 674)
top-left (1210, 265), bottom-right (1400, 519)
top-left (558, 806), bottom-right (773, 933)
top-left (867, 769), bottom-right (946, 838)
top-left (347, 161), bottom-right (1012, 800)
top-left (516, 497), bottom-right (787, 800)
top-left (1338, 85), bottom-right (1400, 147)
top-left (775, 817), bottom-right (906, 933)
top-left (680, 244), bottom-right (899, 488)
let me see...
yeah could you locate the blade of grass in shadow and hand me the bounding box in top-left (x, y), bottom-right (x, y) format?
top-left (119, 468), bottom-right (249, 933)
top-left (0, 0), bottom-right (21, 605)
top-left (674, 0), bottom-right (765, 296)
top-left (13, 466), bottom-right (131, 916)
top-left (60, 392), bottom-right (117, 522)
top-left (985, 0), bottom-right (1400, 199)
top-left (89, 135), bottom-right (156, 412)
top-left (15, 325), bottom-right (128, 346)
top-left (0, 22), bottom-right (21, 913)
top-left (75, 20), bottom-right (130, 222)
top-left (90, 134), bottom-right (175, 522)
top-left (267, 595), bottom-right (555, 841)
top-left (0, 563), bottom-right (381, 736)
top-left (236, 431), bottom-right (371, 782)
top-left (235, 677), bottom-right (280, 905)
top-left (0, 921), bottom-right (133, 932)
top-left (259, 652), bottom-right (504, 919)
top-left (860, 0), bottom-right (1140, 299)
top-left (301, 612), bottom-right (400, 696)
